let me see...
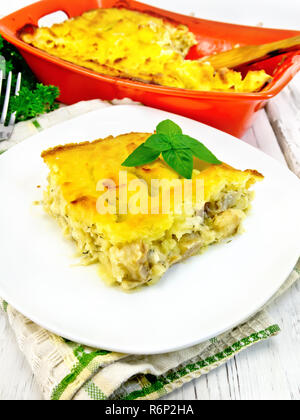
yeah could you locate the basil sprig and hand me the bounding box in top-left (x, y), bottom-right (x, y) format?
top-left (122, 120), bottom-right (221, 178)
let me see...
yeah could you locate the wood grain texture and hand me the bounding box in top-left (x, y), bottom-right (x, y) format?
top-left (266, 74), bottom-right (300, 177)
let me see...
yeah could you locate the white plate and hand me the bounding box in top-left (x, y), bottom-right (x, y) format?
top-left (0, 105), bottom-right (300, 355)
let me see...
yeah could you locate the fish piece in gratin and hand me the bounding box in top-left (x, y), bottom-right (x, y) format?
top-left (41, 132), bottom-right (263, 290)
top-left (21, 8), bottom-right (272, 93)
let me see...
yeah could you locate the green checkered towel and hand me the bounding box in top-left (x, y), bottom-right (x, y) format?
top-left (0, 100), bottom-right (299, 400)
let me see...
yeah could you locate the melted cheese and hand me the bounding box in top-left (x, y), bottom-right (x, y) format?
top-left (21, 8), bottom-right (272, 93)
top-left (42, 132), bottom-right (263, 289)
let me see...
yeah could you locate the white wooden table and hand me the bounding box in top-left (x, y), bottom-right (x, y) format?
top-left (0, 0), bottom-right (300, 401)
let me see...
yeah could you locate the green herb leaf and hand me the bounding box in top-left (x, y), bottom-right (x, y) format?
top-left (162, 148), bottom-right (194, 179)
top-left (156, 119), bottom-right (182, 138)
top-left (121, 143), bottom-right (161, 167)
top-left (9, 84), bottom-right (60, 122)
top-left (182, 135), bottom-right (221, 164)
top-left (144, 134), bottom-right (172, 151)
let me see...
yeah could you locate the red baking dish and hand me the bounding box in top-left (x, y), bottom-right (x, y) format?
top-left (0, 0), bottom-right (300, 137)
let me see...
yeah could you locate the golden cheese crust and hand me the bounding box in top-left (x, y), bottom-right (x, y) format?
top-left (42, 132), bottom-right (263, 245)
top-left (21, 8), bottom-right (272, 93)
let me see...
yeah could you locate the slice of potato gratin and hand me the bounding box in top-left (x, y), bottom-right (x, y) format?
top-left (42, 133), bottom-right (263, 290)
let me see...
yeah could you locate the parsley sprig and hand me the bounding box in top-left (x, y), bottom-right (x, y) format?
top-left (122, 120), bottom-right (221, 178)
top-left (0, 35), bottom-right (60, 123)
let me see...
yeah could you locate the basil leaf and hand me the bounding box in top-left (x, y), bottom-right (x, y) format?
top-left (162, 148), bottom-right (194, 179)
top-left (182, 135), bottom-right (221, 165)
top-left (156, 119), bottom-right (182, 139)
top-left (144, 134), bottom-right (172, 151)
top-left (121, 144), bottom-right (160, 167)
